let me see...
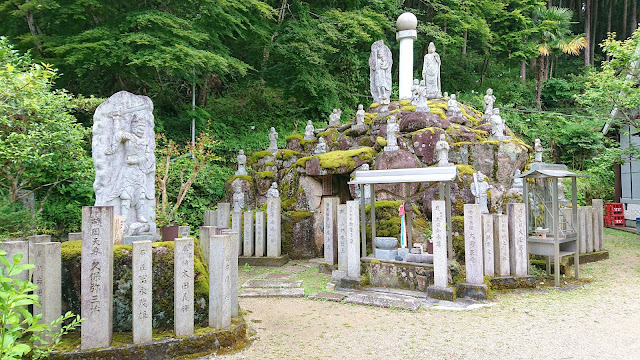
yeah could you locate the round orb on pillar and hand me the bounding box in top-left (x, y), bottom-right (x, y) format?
top-left (396, 12), bottom-right (417, 31)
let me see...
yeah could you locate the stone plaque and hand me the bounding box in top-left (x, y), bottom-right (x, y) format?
top-left (266, 197), bottom-right (281, 258)
top-left (584, 206), bottom-right (594, 253)
top-left (482, 214), bottom-right (495, 277)
top-left (33, 242), bottom-right (61, 340)
top-left (220, 229), bottom-right (239, 317)
top-left (174, 237), bottom-right (194, 336)
top-left (217, 203), bottom-right (231, 228)
top-left (346, 201), bottom-right (361, 278)
top-left (337, 204), bottom-right (348, 272)
top-left (254, 212), bottom-right (266, 257)
top-left (507, 203), bottom-right (528, 277)
top-left (204, 210), bottom-right (218, 227)
top-left (231, 211), bottom-right (243, 256)
top-left (207, 232), bottom-right (232, 329)
top-left (323, 197), bottom-right (339, 265)
top-left (0, 241), bottom-right (29, 282)
top-left (132, 240), bottom-right (152, 344)
top-left (592, 199), bottom-right (604, 251)
top-left (464, 205), bottom-right (483, 284)
top-left (243, 211), bottom-right (254, 257)
top-left (493, 214), bottom-right (510, 277)
top-left (432, 200), bottom-right (448, 288)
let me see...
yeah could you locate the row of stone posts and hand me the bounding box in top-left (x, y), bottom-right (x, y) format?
top-left (204, 200), bottom-right (282, 259)
top-left (561, 199), bottom-right (605, 254)
top-left (321, 199), bottom-right (361, 285)
top-left (80, 206), bottom-right (238, 349)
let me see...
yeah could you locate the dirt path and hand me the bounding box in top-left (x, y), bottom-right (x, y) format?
top-left (207, 229), bottom-right (640, 359)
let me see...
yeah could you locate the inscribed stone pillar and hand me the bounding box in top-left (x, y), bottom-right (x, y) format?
top-left (132, 240), bottom-right (152, 344)
top-left (507, 203), bottom-right (528, 277)
top-left (337, 204), bottom-right (348, 272)
top-left (217, 203), bottom-right (231, 228)
top-left (346, 201), bottom-right (361, 278)
top-left (243, 211), bottom-right (254, 257)
top-left (174, 237), bottom-right (194, 336)
top-left (28, 235), bottom-right (50, 280)
top-left (583, 206), bottom-right (594, 253)
top-left (199, 226), bottom-right (217, 266)
top-left (33, 242), bottom-right (61, 339)
top-left (231, 211), bottom-right (243, 256)
top-left (81, 206), bottom-right (114, 349)
top-left (592, 199), bottom-right (604, 251)
top-left (204, 210), bottom-right (218, 226)
top-left (323, 197), bottom-right (339, 265)
top-left (432, 200), bottom-right (448, 287)
top-left (207, 232), bottom-right (232, 329)
top-left (254, 212), bottom-right (266, 257)
top-left (113, 215), bottom-right (125, 245)
top-left (493, 214), bottom-right (510, 277)
top-left (0, 241), bottom-right (29, 282)
top-left (578, 207), bottom-right (587, 254)
top-left (396, 12), bottom-right (417, 100)
top-left (220, 229), bottom-right (239, 317)
top-left (464, 205), bottom-right (483, 284)
top-left (481, 214), bottom-right (495, 277)
top-left (266, 196), bottom-right (281, 258)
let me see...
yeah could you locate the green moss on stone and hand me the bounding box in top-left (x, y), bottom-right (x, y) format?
top-left (358, 137), bottom-right (375, 147)
top-left (226, 175), bottom-right (253, 186)
top-left (398, 99), bottom-right (411, 106)
top-left (250, 150), bottom-right (272, 164)
top-left (257, 171), bottom-right (275, 179)
top-left (317, 128), bottom-right (339, 142)
top-left (276, 149), bottom-right (302, 161)
top-left (264, 162), bottom-right (275, 167)
top-left (315, 147), bottom-right (375, 171)
top-left (369, 102), bottom-right (380, 108)
top-left (455, 164), bottom-right (475, 177)
top-left (411, 127), bottom-right (437, 136)
top-left (285, 134), bottom-right (303, 142)
top-left (376, 136), bottom-right (387, 147)
top-left (401, 105), bottom-right (417, 112)
top-left (289, 211), bottom-right (313, 223)
top-left (294, 156), bottom-right (312, 168)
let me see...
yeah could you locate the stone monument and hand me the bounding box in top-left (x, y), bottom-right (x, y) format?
top-left (174, 237), bottom-right (194, 336)
top-left (314, 138), bottom-right (327, 155)
top-left (369, 40), bottom-right (392, 104)
top-left (92, 91), bottom-right (156, 238)
top-left (471, 172), bottom-right (492, 214)
top-left (446, 94), bottom-right (462, 119)
top-left (132, 240), bottom-right (152, 344)
top-left (329, 108), bottom-right (342, 127)
top-left (411, 79), bottom-right (420, 105)
top-left (268, 127), bottom-right (278, 154)
top-left (512, 169), bottom-right (523, 189)
top-left (534, 139), bottom-right (543, 162)
top-left (435, 134), bottom-right (452, 167)
top-left (422, 42), bottom-right (442, 99)
top-left (304, 120), bottom-right (315, 141)
top-left (266, 182), bottom-right (281, 257)
top-left (489, 108), bottom-right (510, 140)
top-left (232, 183), bottom-right (245, 212)
top-left (396, 12), bottom-right (418, 100)
top-left (235, 150), bottom-right (247, 176)
top-left (355, 105), bottom-right (365, 126)
top-left (384, 116), bottom-right (400, 152)
top-left (414, 80), bottom-right (430, 113)
top-left (483, 88), bottom-right (496, 120)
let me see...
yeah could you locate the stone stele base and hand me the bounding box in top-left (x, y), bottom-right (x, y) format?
top-left (426, 285), bottom-right (454, 301)
top-left (490, 276), bottom-right (536, 290)
top-left (47, 318), bottom-right (248, 360)
top-left (339, 276), bottom-right (362, 290)
top-left (318, 262), bottom-right (337, 275)
top-left (237, 254), bottom-right (289, 267)
top-left (455, 283), bottom-right (488, 301)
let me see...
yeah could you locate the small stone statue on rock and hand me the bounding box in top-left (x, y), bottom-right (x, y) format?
top-left (329, 108), bottom-right (342, 127)
top-left (483, 88), bottom-right (496, 120)
top-left (267, 182), bottom-right (279, 198)
top-left (435, 134), bottom-right (452, 167)
top-left (534, 139), bottom-right (543, 162)
top-left (268, 127), bottom-right (278, 154)
top-left (304, 120), bottom-right (315, 141)
top-left (411, 79), bottom-right (420, 105)
top-left (355, 104), bottom-right (365, 126)
top-left (490, 108), bottom-right (509, 139)
top-left (369, 40), bottom-right (393, 104)
top-left (384, 116), bottom-right (400, 152)
top-left (471, 172), bottom-right (492, 214)
top-left (235, 150), bottom-right (247, 176)
top-left (512, 169), bottom-right (523, 189)
top-left (446, 94), bottom-right (462, 119)
top-left (422, 42), bottom-right (442, 99)
top-left (415, 80), bottom-right (430, 113)
top-left (314, 138), bottom-right (327, 155)
top-left (232, 183), bottom-right (245, 211)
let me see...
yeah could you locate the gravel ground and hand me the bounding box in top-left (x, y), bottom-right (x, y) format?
top-left (206, 228), bottom-right (640, 360)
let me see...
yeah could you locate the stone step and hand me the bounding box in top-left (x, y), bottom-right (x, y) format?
top-left (240, 288), bottom-right (305, 298)
top-left (343, 292), bottom-right (422, 311)
top-left (308, 292), bottom-right (346, 302)
top-left (241, 279), bottom-right (303, 288)
top-left (259, 272), bottom-right (295, 280)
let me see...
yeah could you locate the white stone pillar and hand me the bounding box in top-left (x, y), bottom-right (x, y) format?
top-left (337, 204), bottom-right (348, 272)
top-left (243, 211), bottom-right (254, 257)
top-left (174, 237), bottom-right (194, 336)
top-left (493, 214), bottom-right (510, 277)
top-left (254, 212), bottom-right (266, 257)
top-left (33, 242), bottom-right (61, 341)
top-left (464, 204), bottom-right (483, 284)
top-left (207, 233), bottom-right (232, 329)
top-left (507, 203), bottom-right (528, 277)
top-left (266, 197), bottom-right (281, 258)
top-left (432, 200), bottom-right (448, 288)
top-left (132, 240), bottom-right (152, 344)
top-left (346, 201), bottom-right (361, 278)
top-left (231, 211), bottom-right (243, 256)
top-left (592, 199), bottom-right (604, 251)
top-left (396, 12), bottom-right (418, 100)
top-left (481, 214), bottom-right (495, 277)
top-left (323, 197), bottom-right (339, 265)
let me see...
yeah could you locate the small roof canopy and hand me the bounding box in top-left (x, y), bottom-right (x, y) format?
top-left (517, 163), bottom-right (588, 179)
top-left (349, 166), bottom-right (457, 185)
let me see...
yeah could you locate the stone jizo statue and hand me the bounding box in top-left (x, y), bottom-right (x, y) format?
top-left (267, 182), bottom-right (279, 198)
top-left (355, 104), bottom-right (365, 126)
top-left (484, 88), bottom-right (496, 119)
top-left (534, 139), bottom-right (543, 162)
top-left (415, 80), bottom-right (430, 113)
top-left (435, 134), bottom-right (451, 167)
top-left (314, 138), bottom-right (327, 155)
top-left (232, 183), bottom-right (245, 211)
top-left (490, 108), bottom-right (506, 138)
top-left (446, 94), bottom-right (462, 118)
top-left (471, 171), bottom-right (492, 214)
top-left (304, 120), bottom-right (315, 141)
top-left (512, 169), bottom-right (523, 189)
top-left (411, 79), bottom-right (420, 105)
top-left (268, 127), bottom-right (278, 154)
top-left (93, 91), bottom-right (156, 237)
top-left (235, 150), bottom-right (247, 176)
top-left (329, 108), bottom-right (342, 127)
top-left (422, 42), bottom-right (442, 99)
top-left (384, 116), bottom-right (400, 152)
top-left (369, 40), bottom-right (393, 104)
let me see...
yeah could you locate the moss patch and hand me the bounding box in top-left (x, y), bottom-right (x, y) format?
top-left (276, 149), bottom-right (302, 161)
top-left (314, 147), bottom-right (375, 171)
top-left (257, 171), bottom-right (275, 179)
top-left (226, 175), bottom-right (253, 186)
top-left (358, 137), bottom-right (375, 147)
top-left (250, 150), bottom-right (272, 164)
top-left (398, 99), bottom-right (411, 106)
top-left (285, 133), bottom-right (303, 142)
top-left (376, 136), bottom-right (387, 147)
top-left (455, 164), bottom-right (475, 177)
top-left (411, 127), bottom-right (437, 136)
top-left (401, 105), bottom-right (417, 112)
top-left (369, 102), bottom-right (380, 108)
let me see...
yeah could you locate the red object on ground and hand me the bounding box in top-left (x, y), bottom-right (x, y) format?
top-left (612, 215), bottom-right (625, 227)
top-left (605, 202), bottom-right (623, 216)
top-left (603, 215), bottom-right (615, 228)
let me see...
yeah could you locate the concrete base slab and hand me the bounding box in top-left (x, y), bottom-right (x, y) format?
top-left (239, 288), bottom-right (304, 298)
top-left (427, 285), bottom-right (454, 301)
top-left (309, 292), bottom-right (346, 302)
top-left (344, 292), bottom-right (421, 311)
top-left (490, 276), bottom-right (536, 290)
top-left (238, 255), bottom-right (289, 267)
top-left (241, 279), bottom-right (303, 288)
top-left (339, 276), bottom-right (361, 289)
top-left (456, 283), bottom-right (488, 300)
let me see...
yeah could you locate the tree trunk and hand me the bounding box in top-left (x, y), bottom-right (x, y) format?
top-left (544, 55), bottom-right (550, 80)
top-left (624, 0), bottom-right (629, 39)
top-left (577, 0), bottom-right (582, 23)
top-left (520, 60), bottom-right (527, 83)
top-left (536, 55), bottom-right (545, 109)
top-left (633, 0), bottom-right (638, 33)
top-left (585, 0), bottom-right (591, 66)
top-left (462, 29), bottom-right (467, 55)
top-left (591, 0), bottom-right (598, 65)
top-left (550, 56), bottom-right (555, 79)
top-left (607, 0), bottom-right (613, 61)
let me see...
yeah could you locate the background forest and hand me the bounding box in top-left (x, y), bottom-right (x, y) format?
top-left (1, 0), bottom-right (638, 237)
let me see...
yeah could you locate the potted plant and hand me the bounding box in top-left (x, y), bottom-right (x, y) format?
top-left (155, 131), bottom-right (218, 241)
